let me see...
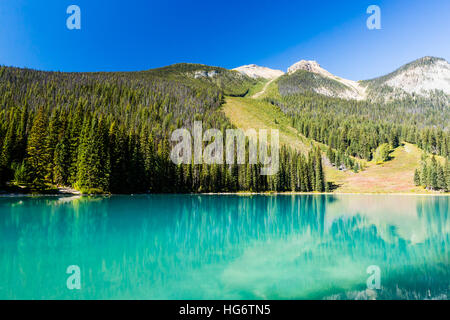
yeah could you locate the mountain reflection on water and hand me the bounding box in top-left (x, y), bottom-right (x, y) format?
top-left (0, 194), bottom-right (448, 299)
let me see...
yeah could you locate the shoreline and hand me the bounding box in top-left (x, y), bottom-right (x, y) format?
top-left (1, 191), bottom-right (448, 197)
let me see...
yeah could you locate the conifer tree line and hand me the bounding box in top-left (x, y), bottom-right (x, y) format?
top-left (169, 145), bottom-right (326, 193)
top-left (326, 146), bottom-right (362, 172)
top-left (414, 156), bottom-right (450, 192)
top-left (265, 92), bottom-right (450, 162)
top-left (0, 66), bottom-right (325, 193)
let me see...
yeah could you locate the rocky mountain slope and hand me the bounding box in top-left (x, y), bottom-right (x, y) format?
top-left (233, 64), bottom-right (285, 79)
top-left (282, 60), bottom-right (367, 100)
top-left (235, 57), bottom-right (450, 103)
top-left (362, 56), bottom-right (450, 100)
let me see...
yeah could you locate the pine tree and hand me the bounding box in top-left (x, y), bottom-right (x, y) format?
top-left (436, 164), bottom-right (445, 191)
top-left (68, 107), bottom-right (84, 185)
top-left (289, 158), bottom-right (296, 191)
top-left (421, 162), bottom-right (428, 187)
top-left (414, 169), bottom-right (421, 186)
top-left (53, 135), bottom-right (70, 186)
top-left (308, 152), bottom-right (315, 191)
top-left (13, 160), bottom-right (29, 184)
top-left (390, 129), bottom-right (400, 148)
top-left (75, 117), bottom-right (92, 191)
top-left (314, 148), bottom-right (325, 192)
top-left (14, 105), bottom-right (28, 162)
top-left (26, 107), bottom-right (50, 188)
top-left (445, 160), bottom-right (450, 192)
top-left (0, 113), bottom-right (16, 184)
top-left (429, 157), bottom-right (438, 190)
top-left (45, 110), bottom-right (61, 183)
top-left (326, 147), bottom-right (334, 166)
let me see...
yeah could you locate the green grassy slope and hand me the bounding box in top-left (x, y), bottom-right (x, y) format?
top-left (222, 82), bottom-right (447, 194)
top-left (223, 97), bottom-right (311, 153)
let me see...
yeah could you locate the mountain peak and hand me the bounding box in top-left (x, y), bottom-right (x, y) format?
top-left (365, 56), bottom-right (450, 97)
top-left (284, 59), bottom-right (367, 100)
top-left (233, 64), bottom-right (284, 79)
top-left (287, 60), bottom-right (334, 78)
top-left (414, 56), bottom-right (446, 64)
top-left (396, 56), bottom-right (449, 72)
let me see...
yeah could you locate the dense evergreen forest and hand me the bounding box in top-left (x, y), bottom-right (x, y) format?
top-left (0, 65), bottom-right (326, 194)
top-left (264, 79), bottom-right (450, 191)
top-left (414, 155), bottom-right (450, 191)
top-left (267, 86), bottom-right (450, 159)
top-left (0, 62), bottom-right (448, 194)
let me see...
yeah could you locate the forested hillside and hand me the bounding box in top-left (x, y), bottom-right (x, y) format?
top-left (147, 63), bottom-right (259, 97)
top-left (0, 65), bottom-right (326, 194)
top-left (277, 70), bottom-right (350, 97)
top-left (267, 92), bottom-right (449, 159)
top-left (1, 57), bottom-right (449, 194)
top-left (263, 74), bottom-right (450, 192)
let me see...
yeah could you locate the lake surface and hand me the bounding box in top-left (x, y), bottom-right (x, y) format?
top-left (0, 194), bottom-right (448, 300)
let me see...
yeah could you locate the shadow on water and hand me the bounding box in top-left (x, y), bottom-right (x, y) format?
top-left (0, 194), bottom-right (448, 299)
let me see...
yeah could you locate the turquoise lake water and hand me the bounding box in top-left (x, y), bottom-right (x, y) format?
top-left (0, 194), bottom-right (448, 300)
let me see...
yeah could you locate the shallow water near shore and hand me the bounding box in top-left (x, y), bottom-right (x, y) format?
top-left (0, 194), bottom-right (448, 299)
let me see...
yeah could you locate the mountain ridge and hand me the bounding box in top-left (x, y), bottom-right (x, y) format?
top-left (232, 64), bottom-right (284, 79)
top-left (362, 56), bottom-right (450, 100)
top-left (233, 56), bottom-right (449, 102)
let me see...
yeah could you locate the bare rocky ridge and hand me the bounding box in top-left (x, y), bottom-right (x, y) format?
top-left (234, 57), bottom-right (450, 102)
top-left (287, 60), bottom-right (367, 100)
top-left (288, 60), bottom-right (334, 78)
top-left (233, 64), bottom-right (285, 80)
top-left (365, 56), bottom-right (450, 98)
top-left (193, 70), bottom-right (219, 78)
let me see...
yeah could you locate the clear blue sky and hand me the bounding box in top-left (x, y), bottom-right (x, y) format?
top-left (0, 0), bottom-right (449, 80)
